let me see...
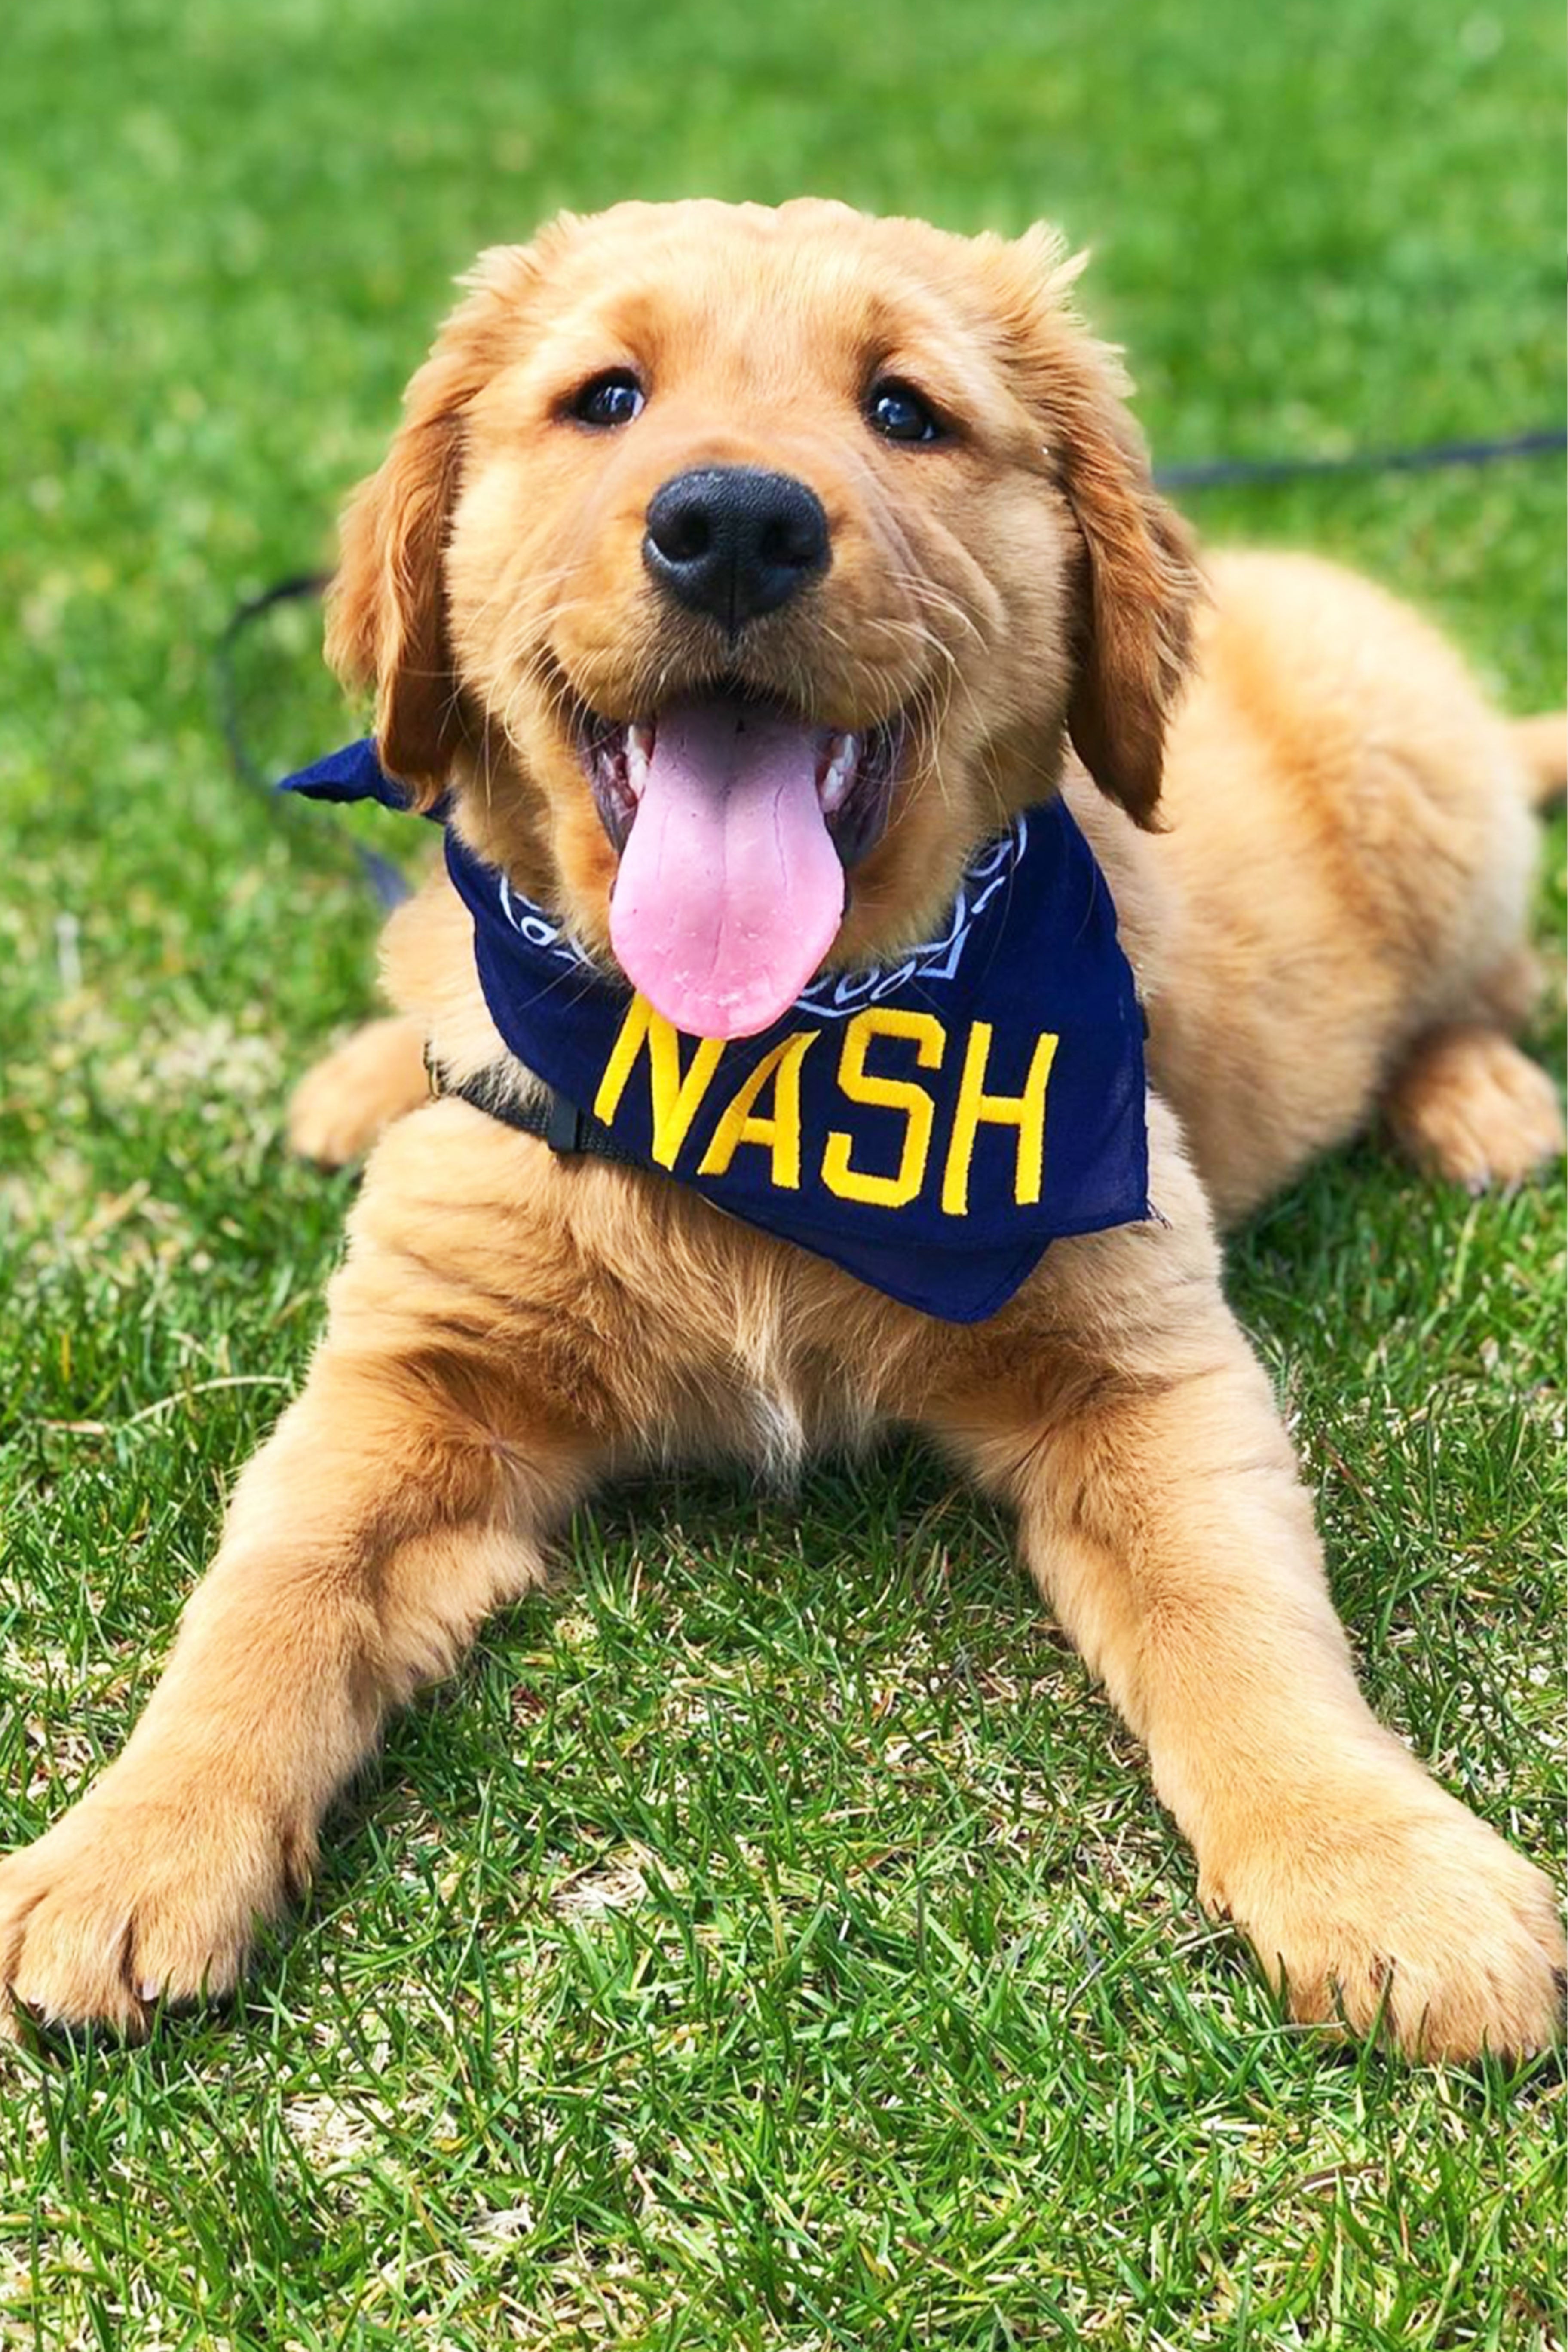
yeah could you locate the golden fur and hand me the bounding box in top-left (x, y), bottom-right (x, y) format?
top-left (4, 200), bottom-right (1563, 2059)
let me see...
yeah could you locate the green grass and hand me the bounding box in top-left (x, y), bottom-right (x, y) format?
top-left (0, 0), bottom-right (1563, 2344)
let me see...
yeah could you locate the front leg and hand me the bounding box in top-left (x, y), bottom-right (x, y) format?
top-left (932, 1210), bottom-right (1564, 2061)
top-left (288, 1013), bottom-right (432, 1167)
top-left (0, 1124), bottom-right (594, 2035)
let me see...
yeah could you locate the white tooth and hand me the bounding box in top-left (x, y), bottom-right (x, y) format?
top-left (818, 732), bottom-right (860, 814)
top-left (626, 722), bottom-right (654, 800)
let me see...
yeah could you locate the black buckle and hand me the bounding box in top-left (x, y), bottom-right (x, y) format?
top-left (544, 1090), bottom-right (588, 1155)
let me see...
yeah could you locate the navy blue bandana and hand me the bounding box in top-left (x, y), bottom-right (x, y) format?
top-left (280, 739), bottom-right (1150, 1323)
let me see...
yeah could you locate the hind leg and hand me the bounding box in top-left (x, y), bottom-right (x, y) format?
top-left (288, 1015), bottom-right (430, 1167)
top-left (1384, 1019), bottom-right (1564, 1193)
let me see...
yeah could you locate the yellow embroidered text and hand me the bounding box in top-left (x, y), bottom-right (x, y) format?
top-left (697, 1031), bottom-right (818, 1188)
top-left (940, 1021), bottom-right (1059, 1216)
top-left (593, 998), bottom-right (725, 1169)
top-left (821, 1008), bottom-right (946, 1207)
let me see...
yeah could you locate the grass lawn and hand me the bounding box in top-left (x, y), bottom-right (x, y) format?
top-left (1, 0), bottom-right (1563, 2344)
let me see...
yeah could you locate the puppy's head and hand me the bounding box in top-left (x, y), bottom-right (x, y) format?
top-left (328, 199), bottom-right (1199, 1039)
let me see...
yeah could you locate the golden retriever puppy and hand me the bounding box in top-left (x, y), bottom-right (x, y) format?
top-left (4, 200), bottom-right (1562, 2058)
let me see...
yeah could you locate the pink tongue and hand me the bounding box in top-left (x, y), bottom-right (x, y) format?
top-left (609, 700), bottom-right (845, 1040)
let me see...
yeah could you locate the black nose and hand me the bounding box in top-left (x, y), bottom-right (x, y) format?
top-left (643, 466), bottom-right (830, 633)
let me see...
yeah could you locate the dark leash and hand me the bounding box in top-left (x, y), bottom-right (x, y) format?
top-left (217, 424), bottom-right (1568, 911)
top-left (1151, 424), bottom-right (1566, 491)
top-left (215, 568), bottom-right (409, 910)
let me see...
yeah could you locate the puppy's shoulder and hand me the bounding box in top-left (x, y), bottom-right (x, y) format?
top-left (381, 868), bottom-right (510, 1085)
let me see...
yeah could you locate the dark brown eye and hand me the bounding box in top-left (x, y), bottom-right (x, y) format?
top-left (866, 379), bottom-right (943, 444)
top-left (570, 370), bottom-right (646, 428)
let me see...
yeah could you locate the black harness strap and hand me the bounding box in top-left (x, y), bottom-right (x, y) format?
top-left (428, 1058), bottom-right (649, 1168)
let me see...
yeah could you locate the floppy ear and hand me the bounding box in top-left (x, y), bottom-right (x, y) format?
top-left (1058, 390), bottom-right (1201, 830)
top-left (325, 245), bottom-right (540, 806)
top-left (998, 228), bottom-right (1203, 829)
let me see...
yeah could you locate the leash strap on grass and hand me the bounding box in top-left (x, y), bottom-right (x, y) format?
top-left (215, 567), bottom-right (416, 912)
top-left (1153, 424), bottom-right (1566, 490)
top-left (215, 568), bottom-right (332, 792)
top-left (217, 423), bottom-right (1566, 913)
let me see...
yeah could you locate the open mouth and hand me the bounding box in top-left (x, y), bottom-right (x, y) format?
top-left (575, 689), bottom-right (905, 1041)
top-left (581, 696), bottom-right (901, 867)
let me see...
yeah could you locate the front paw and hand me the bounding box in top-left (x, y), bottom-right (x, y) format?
top-left (288, 1016), bottom-right (429, 1167)
top-left (1203, 1791), bottom-right (1566, 2063)
top-left (0, 1780), bottom-right (300, 2038)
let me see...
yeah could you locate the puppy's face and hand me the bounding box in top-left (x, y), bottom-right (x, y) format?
top-left (329, 200), bottom-right (1197, 1040)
